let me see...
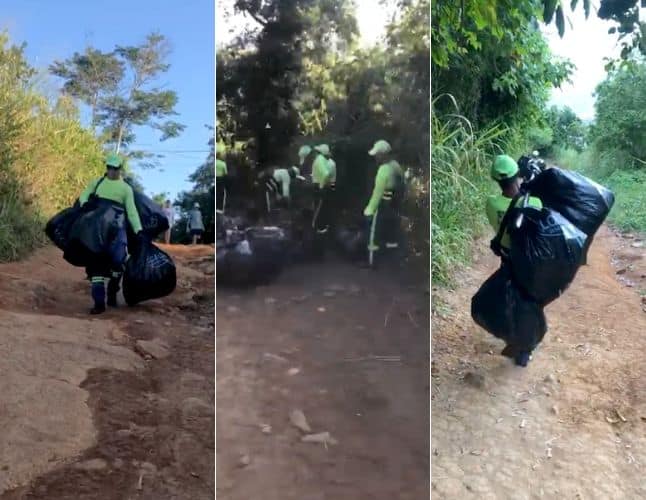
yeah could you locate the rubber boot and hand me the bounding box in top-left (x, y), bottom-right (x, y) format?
top-left (90, 281), bottom-right (106, 315)
top-left (107, 277), bottom-right (120, 308)
top-left (515, 350), bottom-right (532, 367)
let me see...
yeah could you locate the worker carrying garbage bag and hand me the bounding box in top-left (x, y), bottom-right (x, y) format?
top-left (74, 152), bottom-right (146, 315)
top-left (476, 154), bottom-right (544, 367)
top-left (362, 139), bottom-right (405, 268)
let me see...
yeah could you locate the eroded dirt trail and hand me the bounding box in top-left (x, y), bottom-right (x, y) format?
top-left (432, 227), bottom-right (646, 499)
top-left (216, 259), bottom-right (430, 500)
top-left (0, 244), bottom-right (214, 500)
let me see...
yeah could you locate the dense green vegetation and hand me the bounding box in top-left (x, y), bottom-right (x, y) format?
top-left (0, 34), bottom-right (104, 261)
top-left (217, 0), bottom-right (429, 266)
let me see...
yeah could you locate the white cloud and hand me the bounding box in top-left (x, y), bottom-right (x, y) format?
top-left (543, 5), bottom-right (622, 121)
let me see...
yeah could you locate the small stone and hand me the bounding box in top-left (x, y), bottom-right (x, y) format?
top-left (260, 424), bottom-right (272, 434)
top-left (113, 458), bottom-right (124, 469)
top-left (140, 462), bottom-right (157, 474)
top-left (323, 291), bottom-right (336, 297)
top-left (134, 319), bottom-right (145, 325)
top-left (631, 241), bottom-right (644, 248)
top-left (317, 307), bottom-right (326, 312)
top-left (74, 458), bottom-right (108, 471)
top-left (287, 367), bottom-right (300, 376)
top-left (544, 374), bottom-right (558, 384)
top-left (164, 321), bottom-right (172, 327)
top-left (238, 455), bottom-right (251, 467)
top-left (551, 405), bottom-right (559, 415)
top-left (301, 432), bottom-right (338, 446)
top-left (136, 339), bottom-right (171, 360)
top-left (289, 409), bottom-right (311, 433)
top-left (227, 305), bottom-right (239, 313)
top-left (265, 297), bottom-right (276, 304)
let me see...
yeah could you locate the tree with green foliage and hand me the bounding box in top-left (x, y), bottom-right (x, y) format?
top-left (545, 105), bottom-right (587, 152)
top-left (50, 33), bottom-right (185, 166)
top-left (592, 62), bottom-right (646, 166)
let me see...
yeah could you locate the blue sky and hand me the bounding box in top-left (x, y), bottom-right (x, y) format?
top-left (1, 0), bottom-right (214, 200)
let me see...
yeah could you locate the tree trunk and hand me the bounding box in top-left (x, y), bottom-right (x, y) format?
top-left (115, 124), bottom-right (125, 154)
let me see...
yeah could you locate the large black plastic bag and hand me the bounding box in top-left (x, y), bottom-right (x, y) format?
top-left (471, 266), bottom-right (547, 350)
top-left (246, 226), bottom-right (289, 280)
top-left (216, 239), bottom-right (256, 286)
top-left (133, 190), bottom-right (169, 237)
top-left (123, 241), bottom-right (176, 305)
top-left (64, 201), bottom-right (124, 267)
top-left (45, 206), bottom-right (83, 251)
top-left (334, 225), bottom-right (366, 260)
top-left (525, 168), bottom-right (614, 237)
top-left (508, 206), bottom-right (587, 304)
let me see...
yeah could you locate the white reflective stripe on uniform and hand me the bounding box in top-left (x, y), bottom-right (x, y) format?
top-left (368, 210), bottom-right (379, 267)
top-left (385, 243), bottom-right (399, 249)
top-left (265, 191), bottom-right (271, 213)
top-left (312, 197), bottom-right (323, 229)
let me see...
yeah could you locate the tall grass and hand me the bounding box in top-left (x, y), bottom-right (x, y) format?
top-left (431, 95), bottom-right (510, 285)
top-left (0, 33), bottom-right (103, 262)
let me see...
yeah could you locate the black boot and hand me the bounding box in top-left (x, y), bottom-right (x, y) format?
top-left (107, 277), bottom-right (120, 307)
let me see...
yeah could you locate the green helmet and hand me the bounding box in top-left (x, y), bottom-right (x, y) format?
top-left (106, 152), bottom-right (123, 168)
top-left (314, 144), bottom-right (330, 157)
top-left (491, 155), bottom-right (519, 181)
top-left (368, 139), bottom-right (392, 156)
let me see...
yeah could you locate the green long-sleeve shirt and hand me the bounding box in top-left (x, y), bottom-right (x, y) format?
top-left (79, 177), bottom-right (143, 233)
top-left (312, 154), bottom-right (332, 188)
top-left (485, 194), bottom-right (542, 249)
top-left (363, 160), bottom-right (403, 216)
top-left (216, 159), bottom-right (227, 177)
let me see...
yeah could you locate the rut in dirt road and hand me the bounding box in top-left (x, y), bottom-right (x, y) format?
top-left (432, 227), bottom-right (646, 500)
top-left (217, 259), bottom-right (430, 500)
top-left (0, 244), bottom-right (214, 500)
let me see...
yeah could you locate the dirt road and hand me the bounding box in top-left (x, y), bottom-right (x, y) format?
top-left (0, 244), bottom-right (214, 499)
top-left (431, 227), bottom-right (646, 499)
top-left (216, 258), bottom-right (430, 500)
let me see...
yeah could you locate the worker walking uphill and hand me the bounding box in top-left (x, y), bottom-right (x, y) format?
top-left (79, 153), bottom-right (144, 314)
top-left (311, 144), bottom-right (335, 235)
top-left (363, 140), bottom-right (404, 268)
top-left (216, 143), bottom-right (228, 214)
top-left (486, 154), bottom-right (543, 366)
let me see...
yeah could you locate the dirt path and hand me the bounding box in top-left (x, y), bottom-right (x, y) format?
top-left (216, 259), bottom-right (430, 500)
top-left (431, 227), bottom-right (646, 499)
top-left (0, 244), bottom-right (214, 499)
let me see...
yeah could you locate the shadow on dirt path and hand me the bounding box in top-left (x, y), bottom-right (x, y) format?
top-left (216, 259), bottom-right (430, 500)
top-left (0, 244), bottom-right (214, 500)
top-left (431, 227), bottom-right (646, 499)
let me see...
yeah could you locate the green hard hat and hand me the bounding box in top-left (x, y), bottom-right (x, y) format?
top-left (491, 155), bottom-right (519, 181)
top-left (368, 139), bottom-right (392, 156)
top-left (314, 144), bottom-right (330, 156)
top-left (106, 152), bottom-right (123, 168)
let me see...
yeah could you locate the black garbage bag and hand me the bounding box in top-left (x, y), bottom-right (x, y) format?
top-left (64, 200), bottom-right (125, 267)
top-left (246, 226), bottom-right (289, 280)
top-left (524, 168), bottom-right (614, 237)
top-left (122, 240), bottom-right (176, 305)
top-left (508, 206), bottom-right (587, 304)
top-left (334, 225), bottom-right (366, 260)
top-left (133, 190), bottom-right (169, 238)
top-left (471, 266), bottom-right (547, 351)
top-left (216, 239), bottom-right (257, 286)
top-left (45, 206), bottom-right (83, 251)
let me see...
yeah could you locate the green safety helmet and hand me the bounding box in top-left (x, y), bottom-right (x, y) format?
top-left (491, 155), bottom-right (519, 181)
top-left (298, 145), bottom-right (312, 165)
top-left (368, 139), bottom-right (392, 156)
top-left (106, 152), bottom-right (123, 168)
top-left (314, 144), bottom-right (330, 156)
